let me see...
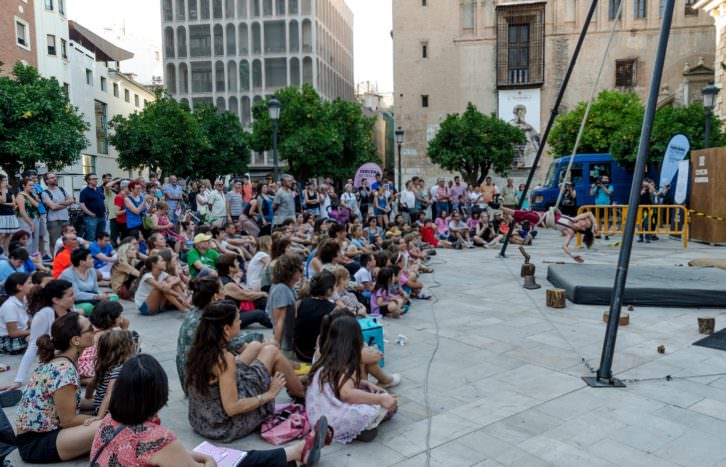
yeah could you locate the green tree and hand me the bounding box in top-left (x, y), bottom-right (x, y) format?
top-left (110, 90), bottom-right (205, 178)
top-left (192, 104), bottom-right (250, 181)
top-left (0, 62), bottom-right (88, 179)
top-left (550, 90), bottom-right (726, 165)
top-left (426, 103), bottom-right (525, 186)
top-left (250, 85), bottom-right (378, 181)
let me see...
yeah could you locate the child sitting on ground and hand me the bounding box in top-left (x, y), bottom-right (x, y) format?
top-left (330, 266), bottom-right (367, 317)
top-left (371, 267), bottom-right (403, 318)
top-left (421, 219), bottom-right (452, 249)
top-left (88, 329), bottom-right (138, 419)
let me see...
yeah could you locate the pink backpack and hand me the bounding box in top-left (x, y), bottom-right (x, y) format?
top-left (260, 404), bottom-right (310, 445)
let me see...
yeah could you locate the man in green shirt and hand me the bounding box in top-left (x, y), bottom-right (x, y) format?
top-left (187, 233), bottom-right (220, 278)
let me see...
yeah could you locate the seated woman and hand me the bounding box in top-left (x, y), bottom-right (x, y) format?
top-left (133, 255), bottom-right (189, 315)
top-left (148, 201), bottom-right (183, 252)
top-left (0, 272), bottom-right (32, 354)
top-left (91, 354), bottom-right (329, 467)
top-left (186, 302), bottom-right (305, 442)
top-left (294, 271), bottom-right (337, 362)
top-left (246, 235), bottom-right (272, 290)
top-left (176, 276), bottom-right (263, 391)
top-left (58, 248), bottom-right (119, 317)
top-left (216, 254), bottom-right (272, 329)
top-left (434, 210), bottom-right (450, 241)
top-left (265, 253), bottom-right (303, 352)
top-left (306, 314), bottom-right (398, 444)
top-left (110, 241), bottom-right (141, 300)
top-left (157, 247), bottom-right (190, 301)
top-left (78, 301), bottom-right (130, 387)
top-left (147, 232), bottom-right (168, 255)
top-left (473, 212), bottom-right (502, 248)
top-left (15, 312), bottom-right (101, 463)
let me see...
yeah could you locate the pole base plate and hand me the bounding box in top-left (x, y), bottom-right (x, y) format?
top-left (582, 376), bottom-right (626, 388)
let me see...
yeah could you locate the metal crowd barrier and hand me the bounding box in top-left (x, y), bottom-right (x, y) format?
top-left (576, 204), bottom-right (689, 248)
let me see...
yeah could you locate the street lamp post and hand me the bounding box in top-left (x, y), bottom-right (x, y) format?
top-left (395, 127), bottom-right (404, 192)
top-left (268, 98), bottom-right (281, 182)
top-left (702, 83), bottom-right (719, 148)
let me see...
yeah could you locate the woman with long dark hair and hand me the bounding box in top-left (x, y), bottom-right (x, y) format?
top-left (185, 301), bottom-right (305, 442)
top-left (0, 175), bottom-right (19, 253)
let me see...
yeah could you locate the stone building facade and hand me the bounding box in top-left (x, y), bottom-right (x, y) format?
top-left (696, 0), bottom-right (726, 118)
top-left (393, 0), bottom-right (716, 185)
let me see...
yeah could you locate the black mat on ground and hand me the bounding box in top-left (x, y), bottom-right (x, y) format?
top-left (693, 328), bottom-right (726, 351)
top-left (546, 264), bottom-right (726, 307)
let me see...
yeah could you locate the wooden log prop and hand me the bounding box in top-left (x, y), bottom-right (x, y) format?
top-left (602, 311), bottom-right (630, 326)
top-left (698, 317), bottom-right (715, 335)
top-left (546, 288), bottom-right (566, 308)
top-left (521, 263), bottom-right (535, 278)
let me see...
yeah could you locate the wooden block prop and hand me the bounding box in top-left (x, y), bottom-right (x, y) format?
top-left (546, 288), bottom-right (566, 308)
top-left (521, 263), bottom-right (535, 277)
top-left (698, 317), bottom-right (715, 335)
top-left (602, 311), bottom-right (630, 326)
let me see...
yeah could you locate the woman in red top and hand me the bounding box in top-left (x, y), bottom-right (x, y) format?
top-left (113, 181), bottom-right (128, 243)
top-left (90, 354), bottom-right (331, 467)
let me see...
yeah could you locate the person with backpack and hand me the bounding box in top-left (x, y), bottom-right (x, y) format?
top-left (41, 173), bottom-right (74, 256)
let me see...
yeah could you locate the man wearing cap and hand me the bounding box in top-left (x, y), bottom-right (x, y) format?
top-left (187, 233), bottom-right (220, 278)
top-left (41, 172), bottom-right (74, 253)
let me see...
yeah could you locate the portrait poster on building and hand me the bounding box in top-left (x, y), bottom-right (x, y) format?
top-left (354, 163), bottom-right (383, 188)
top-left (498, 89), bottom-right (542, 168)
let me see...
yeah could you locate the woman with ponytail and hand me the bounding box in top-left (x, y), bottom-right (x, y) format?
top-left (15, 312), bottom-right (101, 463)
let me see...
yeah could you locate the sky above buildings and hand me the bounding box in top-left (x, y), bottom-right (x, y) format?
top-left (67, 0), bottom-right (393, 94)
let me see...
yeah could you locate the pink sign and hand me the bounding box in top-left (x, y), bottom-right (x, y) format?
top-left (354, 163), bottom-right (382, 188)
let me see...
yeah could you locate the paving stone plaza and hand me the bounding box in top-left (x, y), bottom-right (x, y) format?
top-left (3, 231), bottom-right (726, 466)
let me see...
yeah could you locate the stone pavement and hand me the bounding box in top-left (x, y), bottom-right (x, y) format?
top-left (3, 232), bottom-right (726, 466)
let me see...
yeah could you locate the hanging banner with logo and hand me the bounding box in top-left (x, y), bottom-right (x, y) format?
top-left (659, 134), bottom-right (690, 188)
top-left (354, 163), bottom-right (382, 188)
top-left (674, 159), bottom-right (689, 204)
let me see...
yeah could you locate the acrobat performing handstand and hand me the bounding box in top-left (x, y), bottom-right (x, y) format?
top-left (501, 207), bottom-right (598, 263)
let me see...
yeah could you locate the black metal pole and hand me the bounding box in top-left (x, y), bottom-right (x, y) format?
top-left (397, 143), bottom-right (402, 192)
top-left (499, 0), bottom-right (599, 258)
top-left (584, 0), bottom-right (676, 388)
top-left (705, 108), bottom-right (712, 148)
top-left (272, 119), bottom-right (279, 183)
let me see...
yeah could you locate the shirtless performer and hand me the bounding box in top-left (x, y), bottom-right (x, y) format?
top-left (501, 208), bottom-right (598, 263)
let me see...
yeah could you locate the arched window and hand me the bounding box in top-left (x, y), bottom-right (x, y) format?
top-left (215, 61), bottom-right (225, 92)
top-left (164, 27), bottom-right (175, 58)
top-left (241, 96), bottom-right (251, 125)
top-left (264, 20), bottom-right (285, 53)
top-left (239, 59), bottom-right (250, 91)
top-left (179, 63), bottom-right (189, 93)
top-left (216, 97), bottom-right (226, 111)
top-left (229, 96), bottom-right (239, 116)
top-left (163, 0), bottom-right (173, 20)
top-left (253, 95), bottom-right (263, 106)
top-left (226, 23), bottom-right (236, 54)
top-left (238, 23), bottom-right (249, 55)
top-left (227, 60), bottom-right (238, 92)
top-left (289, 20), bottom-right (299, 52)
top-left (237, 0), bottom-right (247, 17)
top-left (302, 19), bottom-right (312, 53)
top-left (290, 57), bottom-right (300, 86)
top-left (177, 26), bottom-right (187, 57)
top-left (252, 59), bottom-right (262, 89)
top-left (165, 63), bottom-right (177, 93)
top-left (213, 0), bottom-right (223, 18)
top-left (225, 0), bottom-right (235, 17)
top-left (214, 24), bottom-right (224, 55)
top-left (302, 56), bottom-right (313, 84)
top-left (251, 23), bottom-right (261, 54)
top-left (200, 0), bottom-right (210, 18)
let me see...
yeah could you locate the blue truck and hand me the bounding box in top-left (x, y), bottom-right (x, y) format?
top-left (531, 153), bottom-right (655, 212)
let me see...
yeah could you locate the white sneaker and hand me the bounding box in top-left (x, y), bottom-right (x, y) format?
top-left (380, 373), bottom-right (401, 389)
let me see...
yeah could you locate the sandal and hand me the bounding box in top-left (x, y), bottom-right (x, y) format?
top-left (301, 416), bottom-right (330, 466)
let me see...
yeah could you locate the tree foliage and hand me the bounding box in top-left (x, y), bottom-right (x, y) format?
top-left (426, 103), bottom-right (525, 186)
top-left (250, 85), bottom-right (378, 181)
top-left (550, 90), bottom-right (726, 165)
top-left (110, 91), bottom-right (249, 179)
top-left (0, 62), bottom-right (88, 179)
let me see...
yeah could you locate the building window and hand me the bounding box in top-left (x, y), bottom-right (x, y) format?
top-left (60, 38), bottom-right (67, 58)
top-left (634, 0), bottom-right (646, 18)
top-left (113, 83), bottom-right (119, 97)
top-left (95, 100), bottom-right (108, 155)
top-left (86, 69), bottom-right (92, 85)
top-left (134, 94), bottom-right (140, 107)
top-left (59, 0), bottom-right (64, 15)
top-left (47, 35), bottom-right (57, 55)
top-left (608, 0), bottom-right (622, 20)
top-left (63, 83), bottom-right (69, 97)
top-left (496, 3), bottom-right (545, 87)
top-left (189, 25), bottom-right (212, 57)
top-left (15, 19), bottom-right (30, 49)
top-left (191, 61), bottom-right (213, 92)
top-left (422, 0), bottom-right (427, 5)
top-left (463, 0), bottom-right (475, 29)
top-left (421, 42), bottom-right (428, 58)
top-left (45, 0), bottom-right (53, 10)
top-left (100, 76), bottom-right (107, 91)
top-left (124, 89), bottom-right (130, 102)
top-left (615, 59), bottom-right (636, 88)
top-left (421, 95), bottom-right (429, 107)
top-left (685, 0), bottom-right (698, 15)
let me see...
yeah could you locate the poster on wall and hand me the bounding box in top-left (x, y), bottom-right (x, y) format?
top-left (498, 89), bottom-right (542, 168)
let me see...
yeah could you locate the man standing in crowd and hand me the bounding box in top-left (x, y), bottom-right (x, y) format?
top-left (79, 173), bottom-right (106, 241)
top-left (206, 179), bottom-right (228, 227)
top-left (103, 175), bottom-right (119, 247)
top-left (481, 176), bottom-right (499, 208)
top-left (358, 178), bottom-right (372, 218)
top-left (41, 172), bottom-right (74, 254)
top-left (450, 176), bottom-right (467, 213)
top-left (434, 178), bottom-right (450, 219)
top-left (501, 178), bottom-right (517, 208)
top-left (591, 175), bottom-right (614, 239)
top-left (163, 175), bottom-right (184, 223)
top-left (273, 175), bottom-right (296, 227)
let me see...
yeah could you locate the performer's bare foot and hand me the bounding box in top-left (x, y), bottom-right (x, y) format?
top-left (573, 255), bottom-right (584, 264)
